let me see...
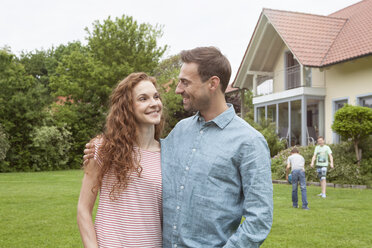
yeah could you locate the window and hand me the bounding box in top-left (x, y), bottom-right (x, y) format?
top-left (358, 95), bottom-right (372, 108)
top-left (285, 52), bottom-right (300, 90)
top-left (333, 98), bottom-right (348, 144)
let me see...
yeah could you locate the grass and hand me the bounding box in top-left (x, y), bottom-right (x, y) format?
top-left (0, 170), bottom-right (85, 247)
top-left (1, 170), bottom-right (372, 248)
top-left (262, 184), bottom-right (372, 248)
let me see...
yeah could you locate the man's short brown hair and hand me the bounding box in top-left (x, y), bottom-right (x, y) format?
top-left (291, 147), bottom-right (299, 154)
top-left (180, 46), bottom-right (231, 93)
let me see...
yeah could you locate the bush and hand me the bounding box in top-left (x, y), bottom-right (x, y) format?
top-left (29, 125), bottom-right (72, 171)
top-left (272, 141), bottom-right (372, 186)
top-left (0, 124), bottom-right (10, 161)
top-left (332, 104), bottom-right (372, 164)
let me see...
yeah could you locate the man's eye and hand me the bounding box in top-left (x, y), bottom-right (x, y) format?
top-left (179, 80), bottom-right (187, 86)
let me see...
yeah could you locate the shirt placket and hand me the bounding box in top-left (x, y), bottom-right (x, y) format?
top-left (172, 118), bottom-right (206, 248)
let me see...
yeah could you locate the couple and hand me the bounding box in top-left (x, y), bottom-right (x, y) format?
top-left (77, 47), bottom-right (273, 248)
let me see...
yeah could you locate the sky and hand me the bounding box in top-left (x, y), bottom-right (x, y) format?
top-left (1, 0), bottom-right (361, 81)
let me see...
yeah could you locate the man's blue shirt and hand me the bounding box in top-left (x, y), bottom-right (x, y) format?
top-left (161, 104), bottom-right (273, 248)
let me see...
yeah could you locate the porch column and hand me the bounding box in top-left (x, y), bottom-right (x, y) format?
top-left (288, 101), bottom-right (291, 147)
top-left (240, 89), bottom-right (245, 118)
top-left (300, 65), bottom-right (304, 87)
top-left (319, 100), bottom-right (325, 138)
top-left (301, 96), bottom-right (307, 146)
top-left (265, 105), bottom-right (268, 120)
top-left (276, 103), bottom-right (279, 134)
top-left (253, 74), bottom-right (257, 96)
top-left (254, 106), bottom-right (257, 123)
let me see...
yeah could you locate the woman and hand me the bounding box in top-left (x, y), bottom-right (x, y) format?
top-left (77, 72), bottom-right (164, 247)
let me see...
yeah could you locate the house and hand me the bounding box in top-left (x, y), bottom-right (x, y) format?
top-left (232, 0), bottom-right (372, 146)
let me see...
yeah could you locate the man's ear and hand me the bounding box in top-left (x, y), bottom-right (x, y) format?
top-left (208, 76), bottom-right (221, 92)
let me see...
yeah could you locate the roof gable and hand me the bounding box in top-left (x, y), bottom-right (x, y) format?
top-left (263, 0), bottom-right (372, 67)
top-left (263, 8), bottom-right (347, 67)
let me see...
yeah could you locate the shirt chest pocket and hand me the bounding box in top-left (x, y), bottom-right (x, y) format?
top-left (192, 154), bottom-right (240, 199)
top-left (207, 155), bottom-right (238, 187)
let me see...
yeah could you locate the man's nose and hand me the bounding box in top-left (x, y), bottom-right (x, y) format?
top-left (175, 82), bottom-right (183, 94)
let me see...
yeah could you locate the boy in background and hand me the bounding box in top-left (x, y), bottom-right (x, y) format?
top-left (311, 136), bottom-right (334, 198)
top-left (286, 147), bottom-right (309, 210)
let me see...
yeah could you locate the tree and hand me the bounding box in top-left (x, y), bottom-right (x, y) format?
top-left (0, 124), bottom-right (9, 162)
top-left (85, 15), bottom-right (167, 85)
top-left (332, 104), bottom-right (372, 165)
top-left (48, 45), bottom-right (109, 168)
top-left (0, 49), bottom-right (49, 171)
top-left (18, 48), bottom-right (60, 94)
top-left (49, 43), bottom-right (111, 106)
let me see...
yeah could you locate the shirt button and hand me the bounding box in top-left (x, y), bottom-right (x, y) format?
top-left (176, 206), bottom-right (180, 210)
top-left (174, 245), bottom-right (178, 248)
top-left (180, 185), bottom-right (184, 190)
top-left (200, 130), bottom-right (203, 134)
top-left (173, 225), bottom-right (177, 229)
top-left (185, 166), bottom-right (189, 171)
top-left (192, 148), bottom-right (196, 152)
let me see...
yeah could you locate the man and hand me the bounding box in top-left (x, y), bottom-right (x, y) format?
top-left (286, 147), bottom-right (309, 210)
top-left (161, 47), bottom-right (272, 248)
top-left (310, 136), bottom-right (334, 198)
top-left (85, 47), bottom-right (273, 247)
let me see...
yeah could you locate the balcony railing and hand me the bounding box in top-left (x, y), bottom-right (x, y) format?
top-left (254, 65), bottom-right (317, 96)
top-left (286, 65), bottom-right (301, 89)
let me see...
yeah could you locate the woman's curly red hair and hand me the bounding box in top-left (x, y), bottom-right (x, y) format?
top-left (93, 72), bottom-right (164, 199)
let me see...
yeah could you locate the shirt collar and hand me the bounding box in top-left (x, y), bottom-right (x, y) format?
top-left (194, 103), bottom-right (235, 129)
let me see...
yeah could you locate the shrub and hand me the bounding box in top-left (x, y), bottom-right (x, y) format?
top-left (0, 124), bottom-right (10, 161)
top-left (29, 125), bottom-right (72, 171)
top-left (272, 141), bottom-right (372, 186)
top-left (332, 104), bottom-right (372, 165)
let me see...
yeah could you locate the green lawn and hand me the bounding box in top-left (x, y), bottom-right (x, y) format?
top-left (261, 184), bottom-right (372, 248)
top-left (0, 170), bottom-right (371, 248)
top-left (0, 170), bottom-right (85, 247)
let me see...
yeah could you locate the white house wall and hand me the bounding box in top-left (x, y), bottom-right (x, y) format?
top-left (272, 43), bottom-right (286, 94)
top-left (311, 68), bottom-right (325, 88)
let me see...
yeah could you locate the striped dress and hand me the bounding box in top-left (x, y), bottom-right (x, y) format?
top-left (93, 141), bottom-right (162, 248)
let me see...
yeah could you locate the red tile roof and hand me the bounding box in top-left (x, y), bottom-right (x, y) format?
top-left (325, 0), bottom-right (372, 65)
top-left (263, 0), bottom-right (372, 67)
